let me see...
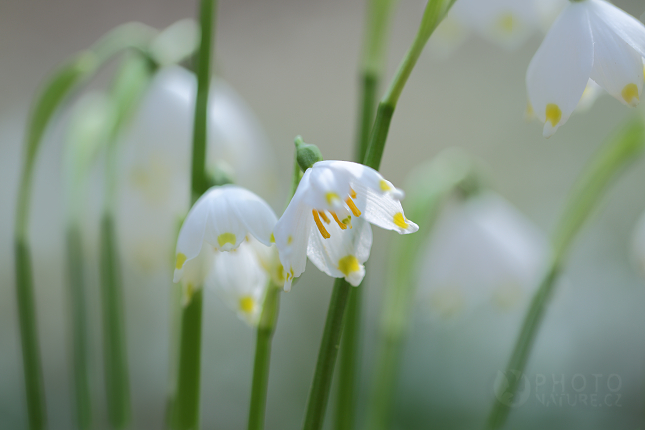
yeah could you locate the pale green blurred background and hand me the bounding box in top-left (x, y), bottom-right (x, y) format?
top-left (1, 0), bottom-right (645, 429)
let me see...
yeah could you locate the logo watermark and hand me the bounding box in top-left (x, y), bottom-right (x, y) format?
top-left (493, 371), bottom-right (624, 409)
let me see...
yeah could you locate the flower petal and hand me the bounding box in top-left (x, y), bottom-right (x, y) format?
top-left (307, 216), bottom-right (373, 286)
top-left (318, 160), bottom-right (405, 199)
top-left (206, 243), bottom-right (268, 326)
top-left (227, 185), bottom-right (278, 245)
top-left (174, 190), bottom-right (211, 272)
top-left (587, 0), bottom-right (645, 58)
top-left (351, 180), bottom-right (418, 234)
top-left (588, 11), bottom-right (643, 106)
top-left (526, 2), bottom-right (594, 137)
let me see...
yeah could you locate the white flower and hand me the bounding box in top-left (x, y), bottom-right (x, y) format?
top-left (430, 0), bottom-right (566, 53)
top-left (173, 185), bottom-right (277, 288)
top-left (526, 0), bottom-right (645, 138)
top-left (416, 192), bottom-right (549, 321)
top-left (115, 65), bottom-right (276, 274)
top-left (206, 238), bottom-right (271, 326)
top-left (273, 160), bottom-right (418, 291)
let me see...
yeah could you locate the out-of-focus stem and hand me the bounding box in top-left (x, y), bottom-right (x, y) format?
top-left (486, 117), bottom-right (645, 430)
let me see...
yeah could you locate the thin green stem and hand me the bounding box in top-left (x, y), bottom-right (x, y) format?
top-left (190, 0), bottom-right (216, 204)
top-left (247, 284), bottom-right (281, 430)
top-left (66, 226), bottom-right (93, 430)
top-left (302, 279), bottom-right (352, 430)
top-left (14, 239), bottom-right (45, 430)
top-left (172, 289), bottom-right (204, 430)
top-left (485, 117), bottom-right (645, 430)
top-left (99, 215), bottom-right (131, 429)
top-left (363, 0), bottom-right (456, 171)
top-left (170, 1), bottom-right (216, 429)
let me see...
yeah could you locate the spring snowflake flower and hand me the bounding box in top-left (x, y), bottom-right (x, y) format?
top-left (430, 0), bottom-right (566, 53)
top-left (273, 160), bottom-right (418, 291)
top-left (417, 192), bottom-right (548, 320)
top-left (173, 185), bottom-right (277, 292)
top-left (527, 0), bottom-right (645, 137)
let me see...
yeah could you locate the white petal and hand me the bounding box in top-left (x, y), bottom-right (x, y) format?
top-left (206, 243), bottom-right (269, 326)
top-left (575, 79), bottom-right (604, 112)
top-left (587, 0), bottom-right (645, 58)
top-left (319, 160), bottom-right (405, 199)
top-left (202, 188), bottom-right (249, 251)
top-left (174, 242), bottom-right (215, 292)
top-left (588, 11), bottom-right (643, 106)
top-left (351, 181), bottom-right (418, 234)
top-left (302, 163), bottom-right (352, 211)
top-left (526, 3), bottom-right (594, 138)
top-left (307, 216), bottom-right (373, 286)
top-left (174, 189), bottom-right (211, 269)
top-left (226, 185), bottom-right (278, 245)
top-left (273, 173), bottom-right (314, 290)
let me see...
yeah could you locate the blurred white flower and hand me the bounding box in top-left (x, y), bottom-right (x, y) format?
top-left (273, 160), bottom-right (418, 291)
top-left (416, 192), bottom-right (549, 321)
top-left (115, 65), bottom-right (277, 274)
top-left (526, 0), bottom-right (645, 137)
top-left (173, 185), bottom-right (277, 286)
top-left (525, 78), bottom-right (603, 121)
top-left (429, 0), bottom-right (566, 54)
top-left (206, 238), bottom-right (273, 326)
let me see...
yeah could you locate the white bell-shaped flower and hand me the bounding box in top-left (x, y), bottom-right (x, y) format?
top-left (526, 0), bottom-right (645, 138)
top-left (116, 65), bottom-right (277, 274)
top-left (430, 0), bottom-right (566, 53)
top-left (173, 185), bottom-right (277, 285)
top-left (416, 192), bottom-right (549, 321)
top-left (206, 238), bottom-right (271, 326)
top-left (273, 160), bottom-right (418, 291)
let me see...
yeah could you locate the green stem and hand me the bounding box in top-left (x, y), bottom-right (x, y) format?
top-left (12, 24), bottom-right (155, 430)
top-left (302, 279), bottom-right (352, 430)
top-left (170, 1), bottom-right (216, 429)
top-left (336, 0), bottom-right (397, 425)
top-left (363, 0), bottom-right (456, 171)
top-left (99, 215), bottom-right (131, 429)
top-left (485, 117), bottom-right (645, 429)
top-left (14, 239), bottom-right (45, 430)
top-left (66, 226), bottom-right (93, 430)
top-left (190, 0), bottom-right (216, 204)
top-left (247, 284), bottom-right (281, 430)
top-left (172, 289), bottom-right (204, 430)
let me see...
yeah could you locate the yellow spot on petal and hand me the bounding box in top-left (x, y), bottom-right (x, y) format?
top-left (239, 296), bottom-right (255, 314)
top-left (338, 255), bottom-right (360, 276)
top-left (497, 13), bottom-right (515, 33)
top-left (393, 212), bottom-right (408, 230)
top-left (345, 198), bottom-right (361, 217)
top-left (287, 235), bottom-right (293, 244)
top-left (270, 233), bottom-right (275, 243)
top-left (313, 210), bottom-right (330, 239)
top-left (217, 233), bottom-right (236, 247)
top-left (326, 192), bottom-right (341, 205)
top-left (175, 253), bottom-right (187, 269)
top-left (379, 180), bottom-right (391, 192)
top-left (430, 287), bottom-right (464, 319)
top-left (545, 103), bottom-right (561, 127)
top-left (621, 83), bottom-right (639, 106)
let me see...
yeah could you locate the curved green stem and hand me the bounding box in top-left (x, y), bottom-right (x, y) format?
top-left (13, 23), bottom-right (155, 430)
top-left (303, 279), bottom-right (352, 430)
top-left (485, 117), bottom-right (645, 430)
top-left (247, 284), bottom-right (281, 430)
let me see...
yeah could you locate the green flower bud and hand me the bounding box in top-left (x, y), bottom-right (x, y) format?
top-left (295, 135), bottom-right (323, 171)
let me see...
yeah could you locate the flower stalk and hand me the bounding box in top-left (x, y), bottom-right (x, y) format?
top-left (486, 116), bottom-right (645, 430)
top-left (301, 2), bottom-right (455, 430)
top-left (247, 283), bottom-right (281, 430)
top-left (170, 0), bottom-right (216, 428)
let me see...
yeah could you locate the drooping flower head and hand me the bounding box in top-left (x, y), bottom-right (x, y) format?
top-left (527, 0), bottom-right (645, 137)
top-left (273, 160), bottom-right (419, 291)
top-left (173, 185), bottom-right (277, 287)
